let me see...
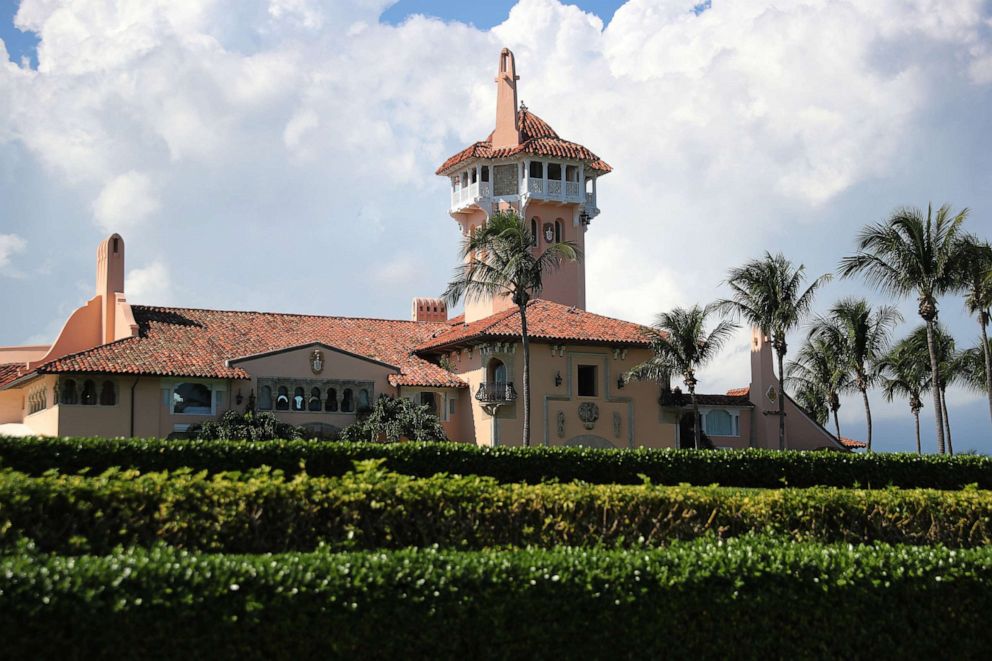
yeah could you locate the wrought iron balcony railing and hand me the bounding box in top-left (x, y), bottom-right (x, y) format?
top-left (475, 382), bottom-right (517, 403)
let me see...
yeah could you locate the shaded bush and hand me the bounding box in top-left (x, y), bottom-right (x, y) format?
top-left (188, 410), bottom-right (306, 441)
top-left (3, 435), bottom-right (992, 489)
top-left (339, 395), bottom-right (447, 443)
top-left (2, 538), bottom-right (992, 659)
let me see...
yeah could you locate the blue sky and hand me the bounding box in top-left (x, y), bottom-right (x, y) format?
top-left (0, 0), bottom-right (990, 452)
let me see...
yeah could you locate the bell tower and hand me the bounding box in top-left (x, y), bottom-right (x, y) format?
top-left (437, 48), bottom-right (611, 323)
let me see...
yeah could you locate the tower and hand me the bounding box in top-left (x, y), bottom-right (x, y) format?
top-left (96, 234), bottom-right (126, 344)
top-left (436, 48), bottom-right (612, 323)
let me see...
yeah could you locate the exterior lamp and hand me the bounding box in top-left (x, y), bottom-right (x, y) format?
top-left (554, 371), bottom-right (562, 387)
top-left (617, 376), bottom-right (625, 390)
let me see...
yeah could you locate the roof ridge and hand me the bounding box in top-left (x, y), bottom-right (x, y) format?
top-left (130, 304), bottom-right (449, 326)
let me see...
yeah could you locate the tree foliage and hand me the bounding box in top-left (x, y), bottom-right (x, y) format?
top-left (189, 409), bottom-right (306, 441)
top-left (339, 395), bottom-right (447, 443)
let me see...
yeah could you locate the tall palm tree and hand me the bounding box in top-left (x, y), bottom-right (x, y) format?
top-left (443, 210), bottom-right (579, 446)
top-left (786, 336), bottom-right (850, 440)
top-left (959, 338), bottom-right (991, 394)
top-left (718, 252), bottom-right (831, 450)
top-left (878, 337), bottom-right (930, 455)
top-left (902, 324), bottom-right (960, 455)
top-left (807, 298), bottom-right (902, 452)
top-left (792, 382), bottom-right (830, 428)
top-left (839, 203), bottom-right (969, 454)
top-left (625, 303), bottom-right (738, 450)
top-left (960, 236), bottom-right (992, 426)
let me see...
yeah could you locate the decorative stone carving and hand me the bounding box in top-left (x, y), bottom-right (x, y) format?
top-left (578, 402), bottom-right (599, 430)
top-left (556, 410), bottom-right (566, 438)
top-left (612, 411), bottom-right (621, 438)
top-left (310, 349), bottom-right (324, 374)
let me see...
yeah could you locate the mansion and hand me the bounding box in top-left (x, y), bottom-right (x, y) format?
top-left (0, 49), bottom-right (850, 451)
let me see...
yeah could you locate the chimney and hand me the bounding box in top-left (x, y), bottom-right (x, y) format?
top-left (412, 297), bottom-right (448, 323)
top-left (96, 234), bottom-right (125, 344)
top-left (491, 48), bottom-right (520, 149)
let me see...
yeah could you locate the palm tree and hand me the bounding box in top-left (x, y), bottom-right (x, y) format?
top-left (443, 210), bottom-right (579, 447)
top-left (839, 203), bottom-right (969, 454)
top-left (786, 336), bottom-right (850, 439)
top-left (902, 324), bottom-right (960, 455)
top-left (718, 252), bottom-right (831, 450)
top-left (625, 303), bottom-right (738, 449)
top-left (792, 382), bottom-right (830, 428)
top-left (960, 236), bottom-right (992, 426)
top-left (878, 338), bottom-right (930, 455)
top-left (807, 298), bottom-right (902, 452)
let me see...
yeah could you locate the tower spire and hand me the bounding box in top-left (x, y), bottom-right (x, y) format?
top-left (492, 48), bottom-right (520, 149)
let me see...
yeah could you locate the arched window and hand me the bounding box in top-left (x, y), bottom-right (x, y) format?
top-left (292, 387), bottom-right (306, 411)
top-left (308, 387), bottom-right (322, 411)
top-left (325, 388), bottom-right (338, 412)
top-left (357, 389), bottom-right (370, 411)
top-left (530, 218), bottom-right (538, 246)
top-left (554, 219), bottom-right (563, 243)
top-left (341, 388), bottom-right (354, 413)
top-left (276, 386), bottom-right (290, 411)
top-left (704, 409), bottom-right (737, 436)
top-left (99, 380), bottom-right (116, 406)
top-left (60, 379), bottom-right (78, 405)
top-left (81, 380), bottom-right (97, 406)
top-left (259, 385), bottom-right (273, 410)
top-left (487, 358), bottom-right (507, 386)
top-left (173, 383), bottom-right (212, 414)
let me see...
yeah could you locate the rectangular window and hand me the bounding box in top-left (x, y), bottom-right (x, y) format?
top-left (577, 365), bottom-right (597, 397)
top-left (547, 162), bottom-right (562, 180)
top-left (420, 391), bottom-right (438, 415)
top-left (448, 398), bottom-right (456, 416)
top-left (493, 164), bottom-right (518, 196)
top-left (481, 166), bottom-right (489, 182)
top-left (529, 161), bottom-right (544, 178)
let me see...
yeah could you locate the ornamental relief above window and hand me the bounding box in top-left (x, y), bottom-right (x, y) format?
top-left (256, 378), bottom-right (374, 414)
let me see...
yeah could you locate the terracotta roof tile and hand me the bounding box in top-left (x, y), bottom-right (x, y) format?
top-left (659, 390), bottom-right (754, 408)
top-left (838, 437), bottom-right (867, 449)
top-left (35, 306), bottom-right (467, 389)
top-left (417, 299), bottom-right (651, 351)
top-left (725, 386), bottom-right (750, 397)
top-left (0, 363), bottom-right (25, 389)
top-left (437, 109), bottom-right (612, 175)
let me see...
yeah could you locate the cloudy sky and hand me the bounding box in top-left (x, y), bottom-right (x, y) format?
top-left (1, 0), bottom-right (990, 451)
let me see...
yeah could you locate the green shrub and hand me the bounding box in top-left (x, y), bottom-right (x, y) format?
top-left (339, 395), bottom-right (447, 442)
top-left (3, 538), bottom-right (992, 659)
top-left (3, 435), bottom-right (992, 489)
top-left (3, 463), bottom-right (992, 553)
top-left (188, 409), bottom-right (306, 441)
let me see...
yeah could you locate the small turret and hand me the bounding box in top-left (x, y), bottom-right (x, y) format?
top-left (96, 234), bottom-right (125, 344)
top-left (412, 297), bottom-right (448, 323)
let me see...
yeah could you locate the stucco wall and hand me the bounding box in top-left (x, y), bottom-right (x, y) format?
top-left (522, 200), bottom-right (586, 311)
top-left (0, 389), bottom-right (23, 424)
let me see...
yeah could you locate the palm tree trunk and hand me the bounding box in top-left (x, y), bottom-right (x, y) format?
top-left (859, 386), bottom-right (873, 452)
top-left (980, 313), bottom-right (992, 427)
top-left (776, 349), bottom-right (786, 451)
top-left (690, 388), bottom-right (701, 450)
top-left (832, 408), bottom-right (841, 440)
top-left (925, 320), bottom-right (946, 454)
top-left (519, 303), bottom-right (531, 447)
top-left (941, 387), bottom-right (953, 456)
top-left (913, 409), bottom-right (921, 455)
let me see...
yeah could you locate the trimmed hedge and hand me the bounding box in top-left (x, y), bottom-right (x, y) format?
top-left (3, 538), bottom-right (992, 659)
top-left (4, 462), bottom-right (992, 553)
top-left (2, 435), bottom-right (992, 489)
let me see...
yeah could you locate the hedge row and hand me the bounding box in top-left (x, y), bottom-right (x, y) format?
top-left (4, 538), bottom-right (992, 659)
top-left (2, 435), bottom-right (992, 489)
top-left (5, 462), bottom-right (992, 553)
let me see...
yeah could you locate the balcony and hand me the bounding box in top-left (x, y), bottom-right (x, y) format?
top-left (475, 381), bottom-right (517, 415)
top-left (524, 177), bottom-right (586, 204)
top-left (450, 182), bottom-right (491, 209)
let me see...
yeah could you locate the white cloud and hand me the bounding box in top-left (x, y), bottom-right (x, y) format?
top-left (92, 171), bottom-right (160, 232)
top-left (125, 260), bottom-right (172, 305)
top-left (0, 233), bottom-right (26, 270)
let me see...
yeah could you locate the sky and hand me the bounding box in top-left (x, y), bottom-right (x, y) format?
top-left (0, 0), bottom-right (990, 452)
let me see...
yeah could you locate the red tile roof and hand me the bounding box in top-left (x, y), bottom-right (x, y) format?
top-left (34, 306), bottom-right (467, 389)
top-left (417, 299), bottom-right (651, 351)
top-left (838, 437), bottom-right (867, 449)
top-left (0, 363), bottom-right (25, 389)
top-left (725, 386), bottom-right (750, 397)
top-left (437, 108), bottom-right (612, 175)
top-left (659, 390), bottom-right (754, 408)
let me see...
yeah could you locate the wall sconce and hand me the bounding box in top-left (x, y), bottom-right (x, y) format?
top-left (236, 390), bottom-right (244, 406)
top-left (617, 376), bottom-right (625, 390)
top-left (554, 371), bottom-right (562, 387)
